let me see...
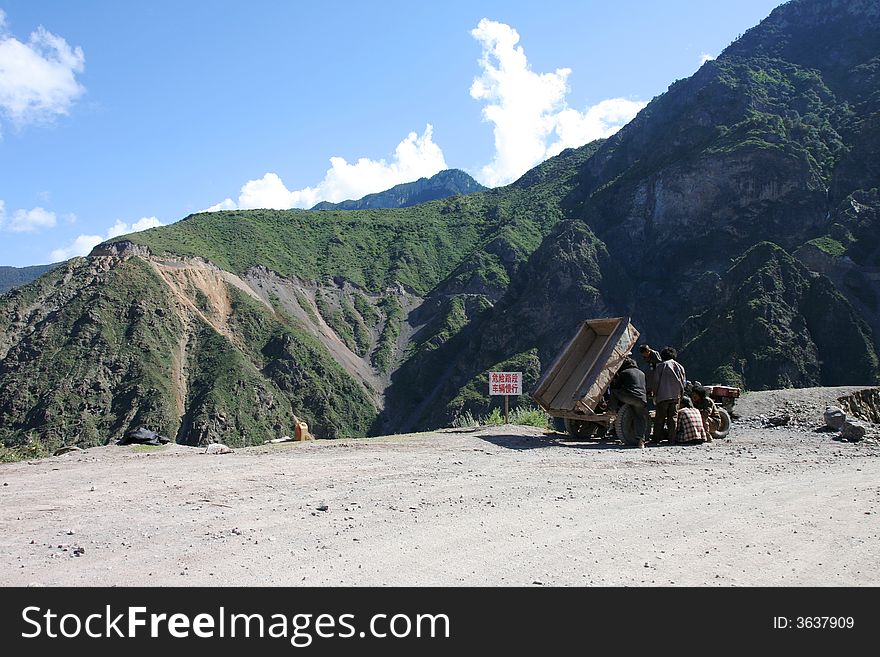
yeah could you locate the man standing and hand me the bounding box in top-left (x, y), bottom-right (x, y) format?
top-left (609, 357), bottom-right (650, 447)
top-left (650, 347), bottom-right (687, 444)
top-left (639, 344), bottom-right (662, 397)
top-left (639, 344), bottom-right (661, 369)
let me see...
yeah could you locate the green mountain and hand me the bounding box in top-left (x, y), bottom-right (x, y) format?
top-left (0, 264), bottom-right (56, 295)
top-left (310, 169), bottom-right (486, 211)
top-left (1, 0), bottom-right (878, 457)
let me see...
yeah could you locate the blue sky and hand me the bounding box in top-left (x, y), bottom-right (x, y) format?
top-left (0, 0), bottom-right (782, 267)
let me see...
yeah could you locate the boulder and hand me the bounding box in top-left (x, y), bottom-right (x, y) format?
top-left (840, 419), bottom-right (867, 442)
top-left (823, 406), bottom-right (846, 430)
top-left (53, 446), bottom-right (83, 456)
top-left (204, 443), bottom-right (233, 454)
top-left (767, 414), bottom-right (791, 427)
top-left (118, 427), bottom-right (170, 446)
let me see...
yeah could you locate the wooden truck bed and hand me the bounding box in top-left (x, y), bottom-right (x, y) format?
top-left (532, 317), bottom-right (640, 419)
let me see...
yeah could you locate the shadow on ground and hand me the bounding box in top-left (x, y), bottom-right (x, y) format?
top-left (477, 431), bottom-right (644, 451)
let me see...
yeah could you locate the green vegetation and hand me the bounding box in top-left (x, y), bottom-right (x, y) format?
top-left (0, 438), bottom-right (51, 463)
top-left (451, 404), bottom-right (549, 429)
top-left (110, 143), bottom-right (597, 300)
top-left (682, 243), bottom-right (879, 389)
top-left (352, 291), bottom-right (379, 326)
top-left (0, 257), bottom-right (183, 452)
top-left (481, 408), bottom-right (506, 426)
top-left (226, 287), bottom-right (377, 439)
top-left (421, 296), bottom-right (481, 352)
top-left (292, 289), bottom-right (319, 324)
top-left (117, 206), bottom-right (482, 296)
top-left (508, 405), bottom-right (550, 428)
top-left (806, 236), bottom-right (846, 257)
top-left (0, 257), bottom-right (378, 454)
top-left (442, 350), bottom-right (543, 426)
top-left (372, 295), bottom-right (403, 373)
top-left (314, 290), bottom-right (358, 354)
top-left (193, 288), bottom-right (211, 312)
top-left (131, 443), bottom-right (166, 453)
top-left (341, 297), bottom-right (372, 357)
top-left (0, 264), bottom-right (56, 295)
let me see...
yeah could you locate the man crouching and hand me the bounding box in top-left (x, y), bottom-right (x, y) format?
top-left (608, 357), bottom-right (651, 448)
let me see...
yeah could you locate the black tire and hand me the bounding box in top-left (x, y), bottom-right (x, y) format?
top-left (613, 405), bottom-right (642, 446)
top-left (712, 408), bottom-right (731, 439)
top-left (564, 418), bottom-right (600, 439)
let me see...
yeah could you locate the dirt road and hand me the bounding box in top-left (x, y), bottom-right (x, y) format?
top-left (1, 387), bottom-right (878, 586)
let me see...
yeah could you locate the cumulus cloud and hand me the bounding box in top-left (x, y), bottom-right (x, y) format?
top-left (48, 234), bottom-right (105, 262)
top-left (205, 125), bottom-right (447, 211)
top-left (699, 53), bottom-right (716, 65)
top-left (106, 216), bottom-right (164, 239)
top-left (0, 201), bottom-right (57, 232)
top-left (547, 98), bottom-right (648, 159)
top-left (470, 19), bottom-right (646, 187)
top-left (0, 9), bottom-right (85, 130)
top-left (49, 216), bottom-right (164, 261)
top-left (203, 21), bottom-right (643, 210)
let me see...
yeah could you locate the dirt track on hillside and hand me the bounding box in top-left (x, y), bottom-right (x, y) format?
top-left (1, 387), bottom-right (878, 587)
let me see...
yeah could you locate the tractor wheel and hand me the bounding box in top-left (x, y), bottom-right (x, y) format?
top-left (712, 408), bottom-right (731, 439)
top-left (613, 405), bottom-right (643, 446)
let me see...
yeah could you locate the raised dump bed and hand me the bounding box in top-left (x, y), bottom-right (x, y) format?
top-left (532, 317), bottom-right (640, 440)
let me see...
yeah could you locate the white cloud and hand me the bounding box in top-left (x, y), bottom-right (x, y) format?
top-left (106, 216), bottom-right (164, 238)
top-left (0, 201), bottom-right (57, 232)
top-left (49, 216), bottom-right (164, 261)
top-left (699, 53), bottom-right (716, 65)
top-left (203, 197), bottom-right (238, 213)
top-left (204, 20), bottom-right (644, 211)
top-left (547, 98), bottom-right (648, 159)
top-left (203, 124), bottom-right (447, 211)
top-left (470, 19), bottom-right (646, 187)
top-left (49, 233), bottom-right (104, 261)
top-left (0, 11), bottom-right (85, 130)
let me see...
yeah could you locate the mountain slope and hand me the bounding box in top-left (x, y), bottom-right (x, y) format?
top-left (310, 169), bottom-right (486, 211)
top-left (0, 264), bottom-right (56, 295)
top-left (0, 143), bottom-right (599, 454)
top-left (1, 0), bottom-right (878, 454)
top-left (382, 0), bottom-right (880, 429)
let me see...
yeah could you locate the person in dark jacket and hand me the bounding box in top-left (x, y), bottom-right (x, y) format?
top-left (639, 344), bottom-right (661, 369)
top-left (650, 346), bottom-right (687, 443)
top-left (608, 357), bottom-right (650, 447)
top-left (639, 344), bottom-right (662, 397)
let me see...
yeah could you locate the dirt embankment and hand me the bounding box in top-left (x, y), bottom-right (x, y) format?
top-left (1, 387), bottom-right (878, 587)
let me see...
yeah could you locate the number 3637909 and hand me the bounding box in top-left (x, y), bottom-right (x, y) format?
top-left (774, 617), bottom-right (854, 629)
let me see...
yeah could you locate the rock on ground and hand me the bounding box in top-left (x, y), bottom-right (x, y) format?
top-left (824, 406), bottom-right (846, 430)
top-left (841, 419), bottom-right (867, 442)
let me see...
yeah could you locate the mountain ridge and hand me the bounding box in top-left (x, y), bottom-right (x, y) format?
top-left (310, 169), bottom-right (486, 211)
top-left (0, 264), bottom-right (57, 295)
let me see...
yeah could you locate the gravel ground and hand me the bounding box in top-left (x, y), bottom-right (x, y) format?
top-left (1, 386), bottom-right (878, 587)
